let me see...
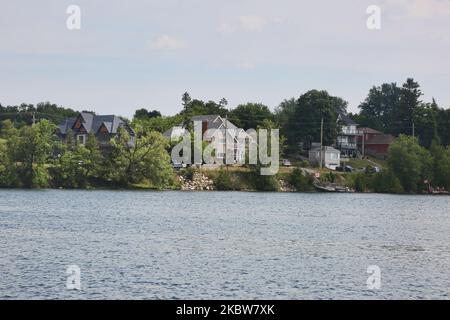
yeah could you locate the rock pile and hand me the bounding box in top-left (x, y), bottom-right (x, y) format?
top-left (180, 172), bottom-right (215, 191)
top-left (278, 179), bottom-right (295, 192)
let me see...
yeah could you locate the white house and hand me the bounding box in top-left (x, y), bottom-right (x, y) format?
top-left (164, 115), bottom-right (251, 164)
top-left (336, 113), bottom-right (359, 157)
top-left (309, 146), bottom-right (341, 170)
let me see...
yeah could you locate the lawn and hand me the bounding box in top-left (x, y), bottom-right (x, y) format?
top-left (344, 156), bottom-right (387, 170)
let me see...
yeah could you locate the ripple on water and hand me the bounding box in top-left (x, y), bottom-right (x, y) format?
top-left (0, 190), bottom-right (449, 299)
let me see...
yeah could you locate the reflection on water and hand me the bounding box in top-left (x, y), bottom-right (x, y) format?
top-left (0, 190), bottom-right (449, 299)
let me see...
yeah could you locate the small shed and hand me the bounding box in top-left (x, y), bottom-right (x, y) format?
top-left (309, 146), bottom-right (341, 170)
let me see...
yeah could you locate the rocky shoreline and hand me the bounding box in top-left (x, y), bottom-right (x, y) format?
top-left (179, 172), bottom-right (215, 191)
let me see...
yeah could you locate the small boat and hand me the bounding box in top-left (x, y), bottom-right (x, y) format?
top-left (431, 190), bottom-right (449, 195)
top-left (335, 186), bottom-right (353, 193)
top-left (314, 184), bottom-right (336, 192)
top-left (314, 183), bottom-right (353, 193)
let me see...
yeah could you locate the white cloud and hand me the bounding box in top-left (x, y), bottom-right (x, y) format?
top-left (147, 34), bottom-right (187, 51)
top-left (238, 61), bottom-right (256, 69)
top-left (218, 23), bottom-right (237, 35)
top-left (409, 0), bottom-right (450, 18)
top-left (218, 14), bottom-right (267, 35)
top-left (383, 0), bottom-right (450, 18)
top-left (239, 15), bottom-right (267, 32)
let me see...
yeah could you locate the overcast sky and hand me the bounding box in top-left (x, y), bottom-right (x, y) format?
top-left (1, 0), bottom-right (449, 118)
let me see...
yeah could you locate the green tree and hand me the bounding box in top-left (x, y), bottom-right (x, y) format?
top-left (430, 141), bottom-right (450, 189)
top-left (52, 132), bottom-right (104, 188)
top-left (371, 169), bottom-right (404, 193)
top-left (214, 168), bottom-right (234, 190)
top-left (413, 99), bottom-right (440, 148)
top-left (394, 78), bottom-right (422, 137)
top-left (182, 92), bottom-right (192, 109)
top-left (108, 126), bottom-right (174, 188)
top-left (180, 99), bottom-right (228, 120)
top-left (289, 167), bottom-right (313, 192)
top-left (256, 118), bottom-right (287, 158)
top-left (219, 98), bottom-right (228, 107)
top-left (228, 103), bottom-right (273, 130)
top-left (15, 120), bottom-right (56, 188)
top-left (356, 82), bottom-right (401, 133)
top-left (52, 145), bottom-right (90, 188)
top-left (353, 173), bottom-right (367, 192)
top-left (387, 135), bottom-right (432, 193)
top-left (436, 108), bottom-right (450, 146)
top-left (0, 138), bottom-right (19, 187)
top-left (274, 98), bottom-right (296, 138)
top-left (133, 108), bottom-right (162, 120)
top-left (0, 101), bottom-right (80, 128)
top-left (286, 90), bottom-right (347, 149)
top-left (134, 114), bottom-right (183, 134)
top-left (249, 164), bottom-right (279, 191)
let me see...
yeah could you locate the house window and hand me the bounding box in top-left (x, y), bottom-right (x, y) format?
top-left (217, 152), bottom-right (225, 158)
top-left (77, 134), bottom-right (86, 145)
top-left (330, 153), bottom-right (338, 160)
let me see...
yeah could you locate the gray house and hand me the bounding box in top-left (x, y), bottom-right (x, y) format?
top-left (309, 146), bottom-right (341, 170)
top-left (164, 114), bottom-right (250, 164)
top-left (57, 112), bottom-right (135, 147)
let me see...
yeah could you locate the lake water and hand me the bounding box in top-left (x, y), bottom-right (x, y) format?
top-left (0, 190), bottom-right (449, 299)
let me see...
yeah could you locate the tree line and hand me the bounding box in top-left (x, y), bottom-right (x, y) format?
top-left (1, 77), bottom-right (449, 191)
top-left (0, 120), bottom-right (175, 189)
top-left (131, 78), bottom-right (449, 151)
top-left (350, 135), bottom-right (450, 193)
top-left (2, 78), bottom-right (449, 151)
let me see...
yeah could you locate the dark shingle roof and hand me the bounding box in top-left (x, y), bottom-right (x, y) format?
top-left (58, 112), bottom-right (133, 135)
top-left (338, 113), bottom-right (357, 126)
top-left (189, 115), bottom-right (237, 130)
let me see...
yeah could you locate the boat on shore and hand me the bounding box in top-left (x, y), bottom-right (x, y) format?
top-left (314, 182), bottom-right (354, 193)
top-left (431, 190), bottom-right (449, 195)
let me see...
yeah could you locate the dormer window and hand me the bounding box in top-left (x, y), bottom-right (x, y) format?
top-left (77, 134), bottom-right (86, 145)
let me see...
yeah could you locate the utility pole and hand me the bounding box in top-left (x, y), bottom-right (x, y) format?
top-left (320, 117), bottom-right (323, 169)
top-left (225, 114), bottom-right (229, 171)
top-left (362, 130), bottom-right (365, 158)
top-left (412, 120), bottom-right (415, 138)
top-left (32, 112), bottom-right (36, 126)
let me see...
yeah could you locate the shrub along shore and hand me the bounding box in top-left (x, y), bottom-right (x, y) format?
top-left (0, 116), bottom-right (449, 194)
top-left (1, 78), bottom-right (450, 193)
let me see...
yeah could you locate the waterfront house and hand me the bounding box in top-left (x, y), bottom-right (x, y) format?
top-left (57, 112), bottom-right (135, 147)
top-left (357, 127), bottom-right (395, 159)
top-left (309, 146), bottom-right (341, 170)
top-left (164, 114), bottom-right (250, 164)
top-left (336, 113), bottom-right (359, 157)
top-left (164, 125), bottom-right (188, 141)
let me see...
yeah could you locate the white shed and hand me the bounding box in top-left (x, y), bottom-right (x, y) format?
top-left (309, 146), bottom-right (341, 170)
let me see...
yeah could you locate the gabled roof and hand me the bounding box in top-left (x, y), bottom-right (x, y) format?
top-left (58, 112), bottom-right (134, 135)
top-left (163, 126), bottom-right (188, 139)
top-left (192, 115), bottom-right (246, 141)
top-left (164, 114), bottom-right (249, 141)
top-left (359, 127), bottom-right (382, 134)
top-left (190, 115), bottom-right (237, 130)
top-left (310, 146), bottom-right (340, 153)
top-left (337, 113), bottom-right (357, 126)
